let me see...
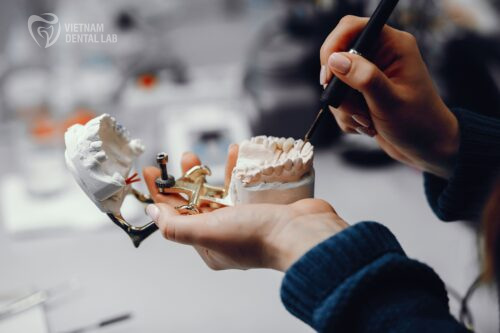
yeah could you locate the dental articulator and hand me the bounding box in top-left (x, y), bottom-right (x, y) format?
top-left (64, 114), bottom-right (315, 247)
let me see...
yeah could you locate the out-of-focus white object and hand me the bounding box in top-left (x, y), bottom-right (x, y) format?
top-left (64, 114), bottom-right (145, 214)
top-left (0, 173), bottom-right (142, 234)
top-left (0, 306), bottom-right (48, 333)
top-left (229, 136), bottom-right (315, 204)
top-left (0, 175), bottom-right (106, 233)
top-left (3, 69), bottom-right (49, 113)
top-left (20, 129), bottom-right (69, 197)
top-left (163, 103), bottom-right (251, 185)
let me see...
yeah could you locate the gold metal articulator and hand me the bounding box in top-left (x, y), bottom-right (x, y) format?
top-left (107, 152), bottom-right (232, 248)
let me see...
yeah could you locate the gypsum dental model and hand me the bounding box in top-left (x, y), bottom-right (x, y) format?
top-left (65, 114), bottom-right (315, 247)
top-left (229, 136), bottom-right (314, 205)
top-left (64, 114), bottom-right (146, 215)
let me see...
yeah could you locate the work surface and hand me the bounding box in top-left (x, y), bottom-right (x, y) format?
top-left (0, 147), bottom-right (498, 333)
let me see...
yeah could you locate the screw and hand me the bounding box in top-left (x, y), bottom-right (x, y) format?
top-left (155, 152), bottom-right (175, 190)
top-left (157, 153), bottom-right (169, 180)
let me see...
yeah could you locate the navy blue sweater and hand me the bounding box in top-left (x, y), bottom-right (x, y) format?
top-left (281, 109), bottom-right (500, 332)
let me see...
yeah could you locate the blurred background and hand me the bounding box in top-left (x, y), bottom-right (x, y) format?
top-left (0, 0), bottom-right (499, 332)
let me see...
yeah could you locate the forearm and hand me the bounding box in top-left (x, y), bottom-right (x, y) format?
top-left (281, 222), bottom-right (468, 333)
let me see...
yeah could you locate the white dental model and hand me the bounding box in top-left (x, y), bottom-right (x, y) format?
top-left (228, 136), bottom-right (314, 205)
top-left (65, 114), bottom-right (314, 216)
top-left (64, 114), bottom-right (145, 214)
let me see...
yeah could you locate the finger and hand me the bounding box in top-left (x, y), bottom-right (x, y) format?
top-left (329, 106), bottom-right (357, 134)
top-left (320, 16), bottom-right (369, 65)
top-left (150, 202), bottom-right (220, 245)
top-left (320, 16), bottom-right (369, 84)
top-left (337, 92), bottom-right (373, 124)
top-left (320, 16), bottom-right (404, 86)
top-left (143, 166), bottom-right (162, 201)
top-left (225, 144), bottom-right (239, 189)
top-left (330, 107), bottom-right (377, 137)
top-left (327, 52), bottom-right (396, 111)
top-left (181, 151), bottom-right (202, 173)
top-left (142, 167), bottom-right (187, 206)
top-left (328, 95), bottom-right (376, 136)
top-left (337, 91), bottom-right (370, 117)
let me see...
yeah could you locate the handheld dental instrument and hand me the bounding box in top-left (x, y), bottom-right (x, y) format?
top-left (304, 0), bottom-right (400, 142)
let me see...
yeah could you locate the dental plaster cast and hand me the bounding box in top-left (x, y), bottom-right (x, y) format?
top-left (64, 114), bottom-right (145, 214)
top-left (65, 114), bottom-right (314, 216)
top-left (229, 136), bottom-right (314, 205)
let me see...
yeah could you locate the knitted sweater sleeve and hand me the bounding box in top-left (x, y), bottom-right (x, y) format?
top-left (280, 222), bottom-right (469, 333)
top-left (424, 108), bottom-right (500, 221)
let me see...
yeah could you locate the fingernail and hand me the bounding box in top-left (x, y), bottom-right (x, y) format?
top-left (352, 114), bottom-right (372, 128)
top-left (328, 53), bottom-right (351, 75)
top-left (319, 65), bottom-right (327, 85)
top-left (146, 204), bottom-right (160, 222)
top-left (228, 143), bottom-right (236, 152)
top-left (355, 127), bottom-right (376, 137)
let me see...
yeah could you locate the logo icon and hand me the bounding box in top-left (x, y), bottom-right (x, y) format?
top-left (28, 13), bottom-right (61, 48)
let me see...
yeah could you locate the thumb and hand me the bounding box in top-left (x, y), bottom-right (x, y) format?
top-left (147, 203), bottom-right (208, 245)
top-left (327, 52), bottom-right (395, 106)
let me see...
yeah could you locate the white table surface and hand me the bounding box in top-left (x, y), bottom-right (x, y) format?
top-left (0, 143), bottom-right (498, 333)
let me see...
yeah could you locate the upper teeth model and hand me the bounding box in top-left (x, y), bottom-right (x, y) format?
top-left (64, 114), bottom-right (145, 214)
top-left (228, 136), bottom-right (314, 205)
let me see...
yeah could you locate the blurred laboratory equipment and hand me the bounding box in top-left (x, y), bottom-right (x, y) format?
top-left (385, 0), bottom-right (500, 118)
top-left (162, 100), bottom-right (252, 185)
top-left (244, 0), bottom-right (365, 147)
top-left (0, 0), bottom-right (279, 238)
top-left (0, 280), bottom-right (134, 333)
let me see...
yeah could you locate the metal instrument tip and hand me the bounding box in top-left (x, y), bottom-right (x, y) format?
top-left (304, 108), bottom-right (325, 143)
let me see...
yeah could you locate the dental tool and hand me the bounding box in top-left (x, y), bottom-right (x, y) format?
top-left (304, 0), bottom-right (400, 142)
top-left (60, 313), bottom-right (132, 333)
top-left (0, 280), bottom-right (80, 320)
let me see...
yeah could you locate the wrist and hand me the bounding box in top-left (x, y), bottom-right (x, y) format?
top-left (426, 107), bottom-right (460, 179)
top-left (269, 213), bottom-right (349, 272)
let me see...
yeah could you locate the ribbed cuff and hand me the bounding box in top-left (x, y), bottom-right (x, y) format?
top-left (424, 108), bottom-right (500, 221)
top-left (280, 222), bottom-right (404, 328)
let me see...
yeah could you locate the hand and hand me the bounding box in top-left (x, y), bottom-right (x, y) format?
top-left (319, 15), bottom-right (460, 178)
top-left (142, 144), bottom-right (239, 212)
top-left (143, 149), bottom-right (348, 272)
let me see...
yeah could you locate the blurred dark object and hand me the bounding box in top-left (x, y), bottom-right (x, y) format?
top-left (341, 149), bottom-right (395, 168)
top-left (222, 0), bottom-right (246, 16)
top-left (115, 10), bottom-right (136, 31)
top-left (243, 1), bottom-right (364, 147)
top-left (387, 0), bottom-right (500, 118)
top-left (388, 0), bottom-right (443, 58)
top-left (492, 0), bottom-right (500, 13)
top-left (440, 33), bottom-right (500, 119)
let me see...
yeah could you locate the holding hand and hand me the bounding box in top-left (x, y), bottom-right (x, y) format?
top-left (142, 149), bottom-right (348, 272)
top-left (320, 16), bottom-right (460, 178)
